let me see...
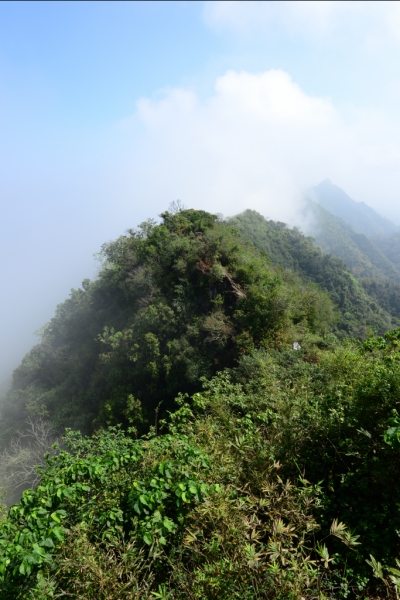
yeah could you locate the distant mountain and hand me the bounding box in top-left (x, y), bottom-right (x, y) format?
top-left (306, 202), bottom-right (400, 282)
top-left (229, 209), bottom-right (397, 337)
top-left (373, 231), bottom-right (400, 271)
top-left (311, 179), bottom-right (398, 238)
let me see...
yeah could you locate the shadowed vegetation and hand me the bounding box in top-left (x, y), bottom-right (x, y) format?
top-left (1, 208), bottom-right (400, 599)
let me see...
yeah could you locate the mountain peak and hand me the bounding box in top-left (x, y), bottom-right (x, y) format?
top-left (312, 180), bottom-right (398, 238)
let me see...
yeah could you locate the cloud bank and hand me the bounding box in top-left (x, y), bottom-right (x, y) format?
top-left (204, 1), bottom-right (400, 42)
top-left (118, 68), bottom-right (400, 225)
top-left (3, 65), bottom-right (400, 385)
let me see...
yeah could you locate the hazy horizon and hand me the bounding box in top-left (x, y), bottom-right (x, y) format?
top-left (2, 1), bottom-right (400, 386)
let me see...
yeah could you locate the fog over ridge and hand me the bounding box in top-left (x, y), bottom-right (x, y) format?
top-left (2, 66), bottom-right (400, 390)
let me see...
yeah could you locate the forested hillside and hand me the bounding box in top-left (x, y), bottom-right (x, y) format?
top-left (298, 183), bottom-right (400, 321)
top-left (312, 179), bottom-right (398, 238)
top-left (373, 231), bottom-right (400, 271)
top-left (1, 208), bottom-right (400, 599)
top-left (229, 209), bottom-right (397, 337)
top-left (306, 203), bottom-right (400, 281)
top-left (0, 209), bottom-right (336, 442)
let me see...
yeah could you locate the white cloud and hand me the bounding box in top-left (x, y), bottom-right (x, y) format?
top-left (204, 1), bottom-right (351, 36)
top-left (203, 1), bottom-right (400, 43)
top-left (116, 68), bottom-right (400, 226)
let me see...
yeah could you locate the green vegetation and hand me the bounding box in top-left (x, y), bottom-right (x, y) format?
top-left (307, 203), bottom-right (400, 282)
top-left (229, 209), bottom-right (397, 337)
top-left (360, 278), bottom-right (400, 320)
top-left (0, 209), bottom-right (335, 441)
top-left (373, 231), bottom-right (400, 272)
top-left (1, 208), bottom-right (400, 598)
top-left (312, 179), bottom-right (398, 239)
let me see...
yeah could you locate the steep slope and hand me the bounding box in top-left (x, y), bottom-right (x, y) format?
top-left (0, 209), bottom-right (336, 440)
top-left (373, 230), bottom-right (400, 271)
top-left (2, 209), bottom-right (400, 600)
top-left (307, 202), bottom-right (400, 281)
top-left (360, 277), bottom-right (400, 319)
top-left (312, 178), bottom-right (398, 237)
top-left (229, 209), bottom-right (397, 337)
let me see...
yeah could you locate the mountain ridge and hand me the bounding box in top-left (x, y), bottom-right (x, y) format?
top-left (311, 178), bottom-right (398, 238)
top-left (2, 207), bottom-right (400, 599)
top-left (303, 200), bottom-right (400, 282)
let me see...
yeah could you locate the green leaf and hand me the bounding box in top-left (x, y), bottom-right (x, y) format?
top-left (143, 533), bottom-right (153, 546)
top-left (51, 526), bottom-right (64, 542)
top-left (366, 555), bottom-right (384, 579)
top-left (163, 517), bottom-right (175, 532)
top-left (384, 422), bottom-right (400, 449)
top-left (50, 512), bottom-right (61, 524)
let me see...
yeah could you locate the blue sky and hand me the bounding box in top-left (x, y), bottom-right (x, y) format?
top-left (2, 0), bottom-right (400, 383)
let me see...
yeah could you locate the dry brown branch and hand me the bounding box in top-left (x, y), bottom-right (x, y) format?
top-left (0, 417), bottom-right (61, 504)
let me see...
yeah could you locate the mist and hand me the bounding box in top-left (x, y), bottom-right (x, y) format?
top-left (3, 65), bottom-right (400, 387)
top-left (2, 2), bottom-right (400, 388)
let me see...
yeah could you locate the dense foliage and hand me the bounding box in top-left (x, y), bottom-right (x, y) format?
top-left (307, 203), bottom-right (400, 282)
top-left (360, 278), bottom-right (400, 320)
top-left (1, 207), bottom-right (400, 598)
top-left (312, 179), bottom-right (398, 239)
top-left (229, 209), bottom-right (397, 337)
top-left (373, 232), bottom-right (400, 271)
top-left (2, 339), bottom-right (400, 598)
top-left (0, 209), bottom-right (335, 441)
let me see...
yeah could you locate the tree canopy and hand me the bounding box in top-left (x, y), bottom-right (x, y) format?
top-left (1, 209), bottom-right (336, 439)
top-left (1, 208), bottom-right (400, 599)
